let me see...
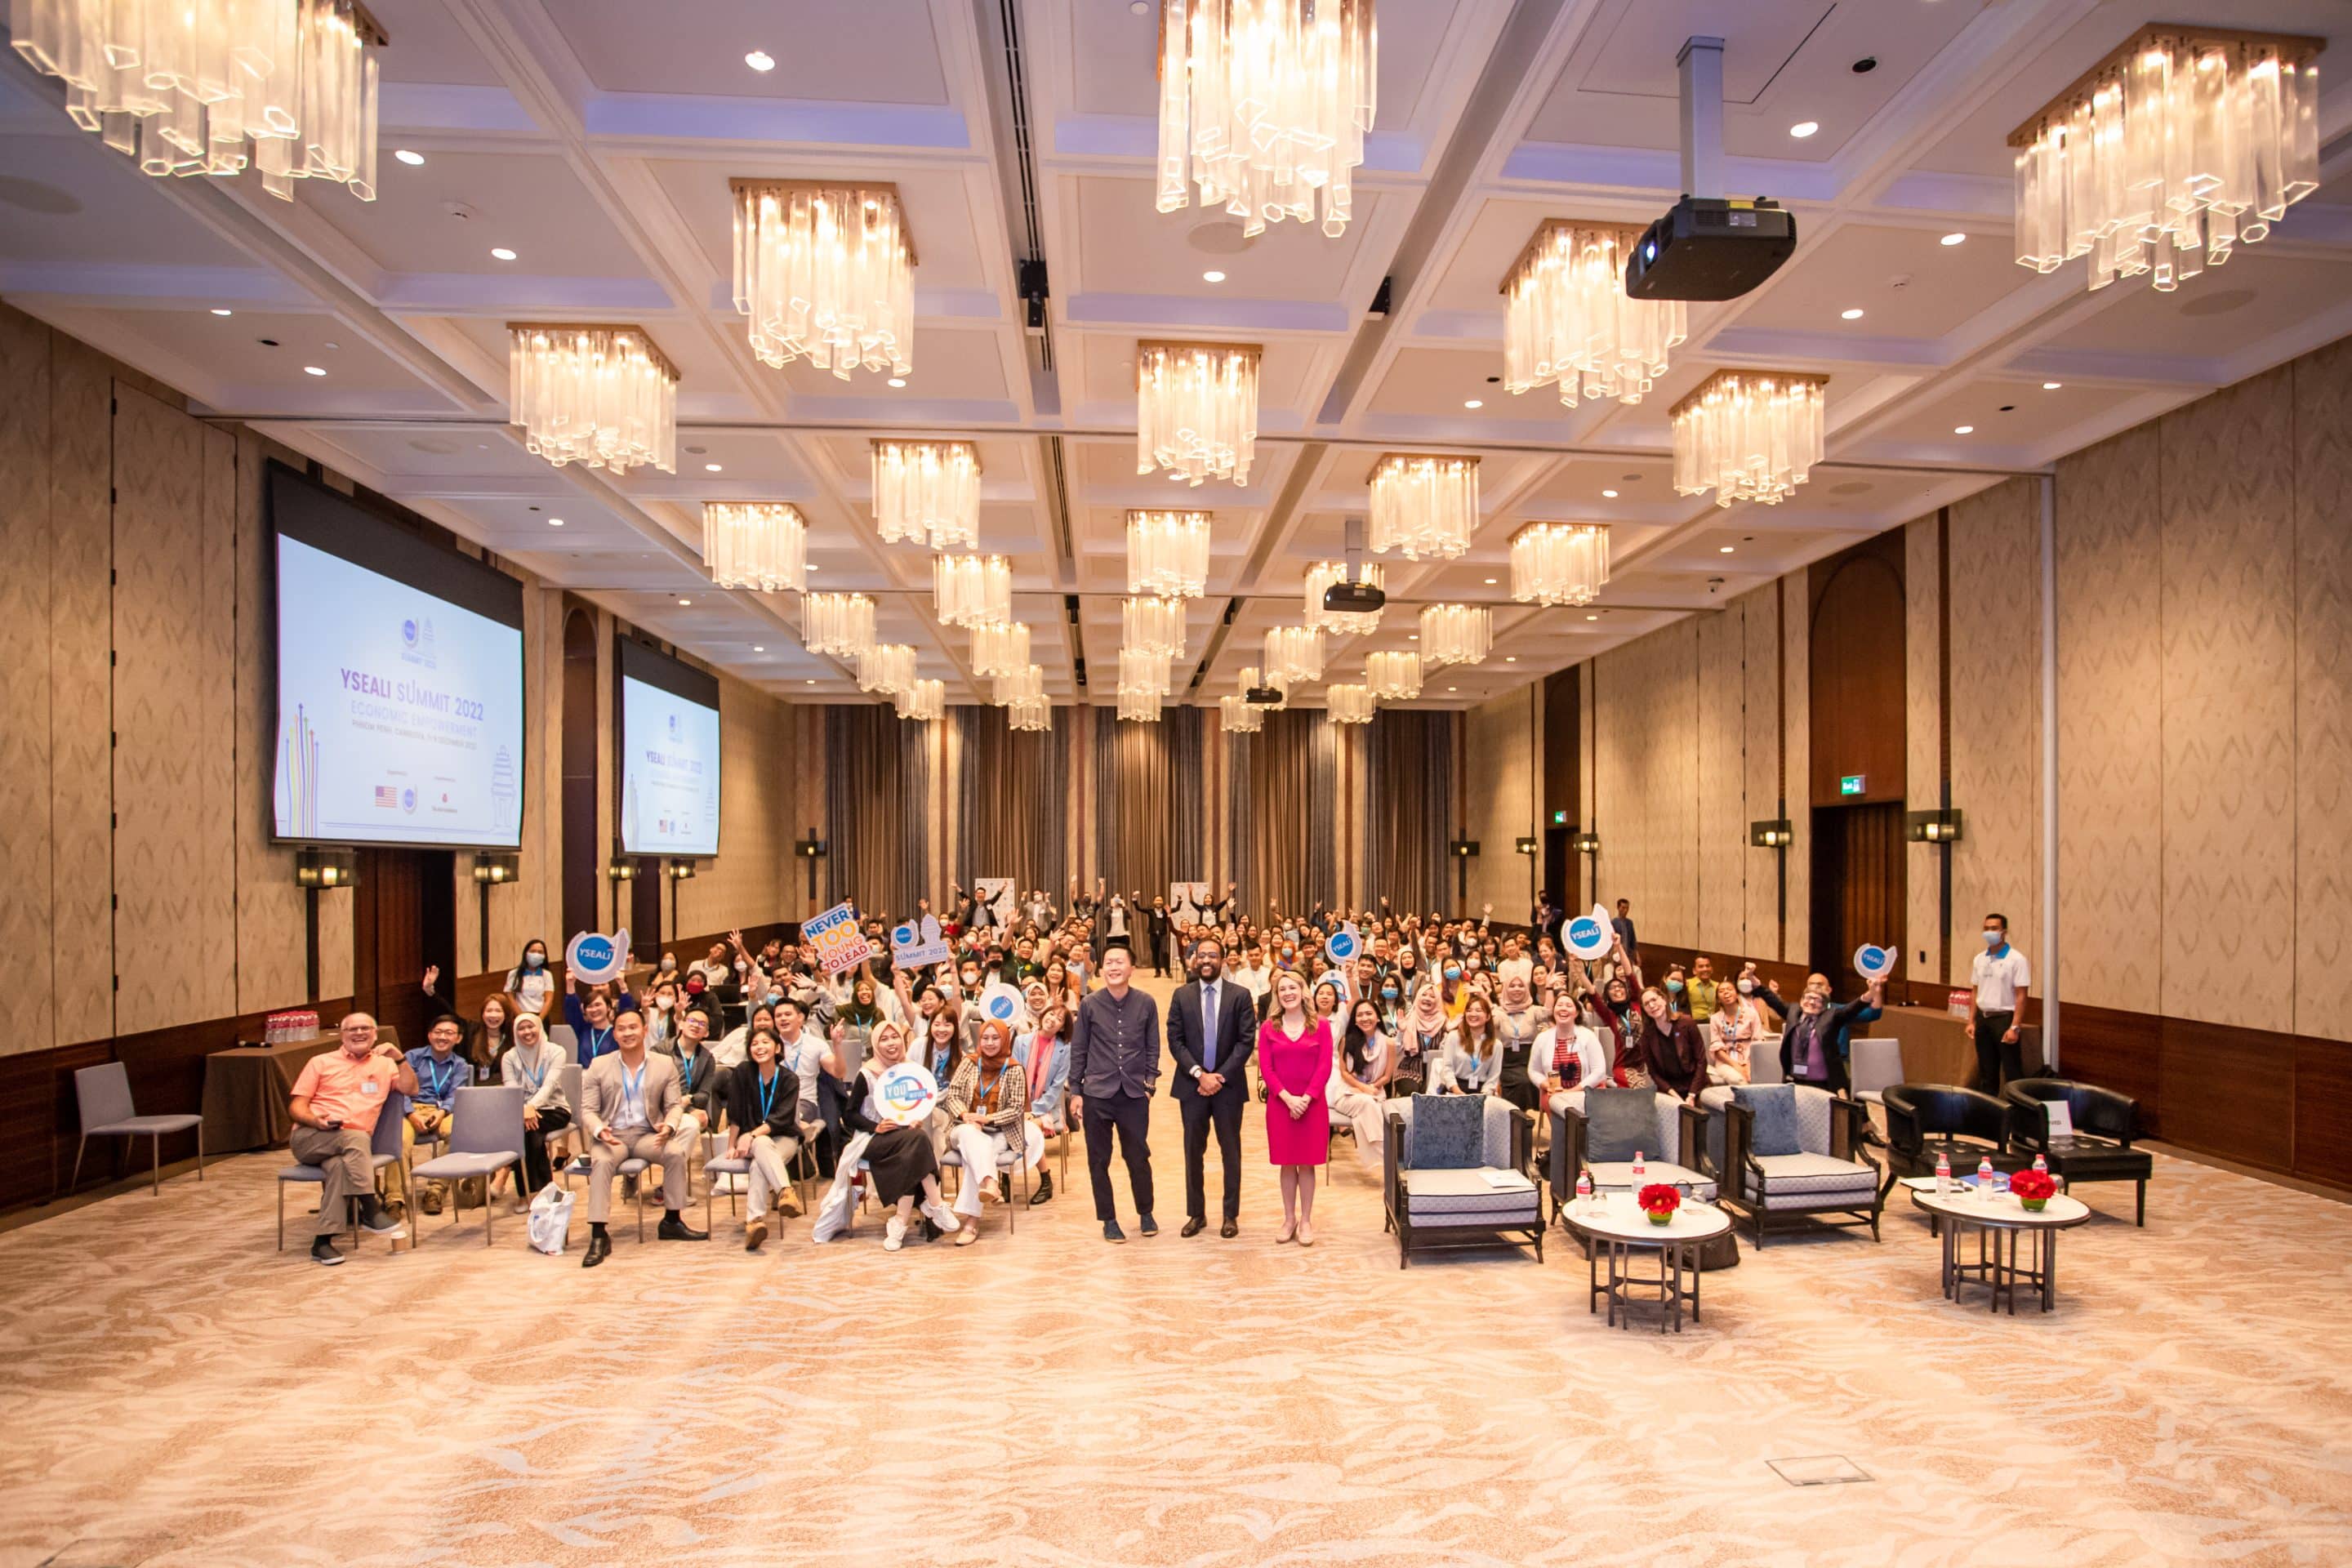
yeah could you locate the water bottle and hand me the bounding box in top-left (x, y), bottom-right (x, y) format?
top-left (1631, 1150), bottom-right (1647, 1184)
top-left (1935, 1148), bottom-right (1952, 1195)
top-left (1976, 1155), bottom-right (1996, 1197)
top-left (2032, 1152), bottom-right (2047, 1175)
top-left (1574, 1169), bottom-right (1592, 1214)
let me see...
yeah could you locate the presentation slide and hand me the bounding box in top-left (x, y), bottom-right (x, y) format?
top-left (270, 466), bottom-right (526, 848)
top-left (620, 640), bottom-right (721, 857)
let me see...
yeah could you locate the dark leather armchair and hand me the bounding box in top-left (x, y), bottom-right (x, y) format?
top-left (2005, 1078), bottom-right (2152, 1225)
top-left (1879, 1084), bottom-right (2031, 1204)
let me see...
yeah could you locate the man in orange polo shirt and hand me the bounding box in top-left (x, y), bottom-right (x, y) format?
top-left (289, 1013), bottom-right (420, 1267)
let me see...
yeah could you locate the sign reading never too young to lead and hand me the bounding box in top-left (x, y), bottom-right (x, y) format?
top-left (804, 901), bottom-right (871, 975)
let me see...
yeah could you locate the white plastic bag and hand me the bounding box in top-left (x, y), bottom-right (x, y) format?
top-left (528, 1185), bottom-right (575, 1255)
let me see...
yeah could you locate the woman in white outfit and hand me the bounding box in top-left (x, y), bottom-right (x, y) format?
top-left (1535, 991), bottom-right (1610, 1116)
top-left (1437, 992), bottom-right (1504, 1096)
top-left (1330, 998), bottom-right (1393, 1173)
top-left (1706, 978), bottom-right (1762, 1085)
top-left (942, 1018), bottom-right (1044, 1244)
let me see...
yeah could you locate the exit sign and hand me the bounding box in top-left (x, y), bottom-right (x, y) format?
top-left (1552, 808), bottom-right (1569, 825)
top-left (1840, 774), bottom-right (1867, 796)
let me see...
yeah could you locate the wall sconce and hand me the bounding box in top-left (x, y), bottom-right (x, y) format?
top-left (607, 858), bottom-right (639, 882)
top-left (1449, 839), bottom-right (1480, 858)
top-left (1749, 819), bottom-right (1795, 849)
top-left (1906, 808), bottom-right (1965, 844)
top-left (295, 848), bottom-right (358, 888)
top-left (1573, 829), bottom-right (1601, 855)
top-left (1514, 836), bottom-right (1538, 855)
top-left (666, 860), bottom-right (698, 880)
top-left (471, 852), bottom-right (519, 884)
top-left (795, 837), bottom-right (828, 859)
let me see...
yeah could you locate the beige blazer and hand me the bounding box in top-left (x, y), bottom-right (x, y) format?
top-left (579, 1050), bottom-right (684, 1140)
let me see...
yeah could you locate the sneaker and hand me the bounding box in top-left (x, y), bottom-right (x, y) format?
top-left (779, 1191), bottom-right (804, 1218)
top-left (884, 1214), bottom-right (907, 1252)
top-left (310, 1238), bottom-right (344, 1267)
top-left (920, 1197), bottom-right (961, 1234)
top-left (745, 1217), bottom-right (768, 1253)
top-left (1138, 1213), bottom-right (1160, 1238)
top-left (1103, 1218), bottom-right (1127, 1244)
top-left (356, 1204), bottom-right (406, 1237)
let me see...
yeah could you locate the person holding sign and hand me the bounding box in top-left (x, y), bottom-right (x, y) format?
top-left (844, 1022), bottom-right (960, 1253)
top-left (576, 1006), bottom-right (707, 1268)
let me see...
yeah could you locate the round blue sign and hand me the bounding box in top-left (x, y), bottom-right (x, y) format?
top-left (1566, 915), bottom-right (1611, 958)
top-left (987, 996), bottom-right (1018, 1020)
top-left (574, 934), bottom-right (617, 969)
top-left (1853, 943), bottom-right (1895, 980)
top-left (1325, 929), bottom-right (1359, 962)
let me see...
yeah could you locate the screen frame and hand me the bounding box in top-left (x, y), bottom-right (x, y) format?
top-left (265, 460), bottom-right (529, 851)
top-left (616, 636), bottom-right (723, 858)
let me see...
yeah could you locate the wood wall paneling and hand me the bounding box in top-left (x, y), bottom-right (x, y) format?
top-left (2292, 1033), bottom-right (2352, 1188)
top-left (1806, 537), bottom-right (1908, 808)
top-left (2157, 1016), bottom-right (2296, 1174)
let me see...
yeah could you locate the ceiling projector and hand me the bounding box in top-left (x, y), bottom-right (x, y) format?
top-left (1321, 578), bottom-right (1385, 614)
top-left (1245, 684), bottom-right (1285, 706)
top-left (1622, 196), bottom-right (1797, 301)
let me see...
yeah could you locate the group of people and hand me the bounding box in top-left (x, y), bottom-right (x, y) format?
top-left (288, 873), bottom-right (2029, 1267)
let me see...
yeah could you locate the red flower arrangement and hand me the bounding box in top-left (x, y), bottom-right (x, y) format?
top-left (2008, 1169), bottom-right (2058, 1210)
top-left (1637, 1183), bottom-right (1682, 1226)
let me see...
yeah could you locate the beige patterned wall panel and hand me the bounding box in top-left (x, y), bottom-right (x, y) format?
top-left (1740, 585), bottom-right (1784, 960)
top-left (2053, 426), bottom-right (2165, 1013)
top-left (2159, 369), bottom-right (2297, 1024)
top-left (232, 434), bottom-right (310, 1013)
top-left (1946, 479), bottom-right (2042, 970)
top-left (1780, 574), bottom-right (1810, 966)
top-left (2292, 341), bottom-right (2352, 1042)
top-left (1904, 515), bottom-right (1945, 985)
top-left (48, 339), bottom-right (114, 1045)
top-left (0, 313), bottom-right (56, 1054)
top-left (1695, 604), bottom-right (1749, 956)
top-left (110, 387), bottom-right (237, 1035)
top-left (1593, 618), bottom-right (1699, 947)
top-left (1463, 688), bottom-right (1533, 918)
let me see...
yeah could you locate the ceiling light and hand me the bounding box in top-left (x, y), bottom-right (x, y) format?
top-left (547, 517), bottom-right (564, 527)
top-left (1370, 452), bottom-right (1479, 561)
top-left (508, 323), bottom-right (678, 474)
top-left (1601, 488), bottom-right (1617, 497)
top-left (491, 247), bottom-right (517, 261)
top-left (887, 376), bottom-right (906, 388)
top-left (871, 439), bottom-right (979, 549)
top-left (1719, 545), bottom-right (1735, 554)
top-left (1127, 510), bottom-right (1213, 599)
top-left (677, 598), bottom-right (693, 607)
top-left (858, 642), bottom-right (915, 696)
top-left (1137, 341), bottom-right (1261, 485)
top-left (991, 663), bottom-right (1045, 707)
top-left (1304, 561), bottom-right (1383, 635)
top-left (1264, 625), bottom-right (1325, 684)
top-left (1009, 695), bottom-right (1053, 732)
top-left (1503, 657), bottom-right (1517, 663)
top-left (14, 0), bottom-right (384, 201)
top-left (304, 365), bottom-right (326, 376)
top-left (971, 621), bottom-right (1033, 679)
top-left (1326, 684), bottom-right (1376, 724)
top-left (1953, 425), bottom-right (1974, 434)
top-left (804, 592), bottom-right (877, 660)
top-left (1484, 577), bottom-right (1498, 586)
top-left (1789, 121), bottom-right (1820, 139)
top-left (1156, 0), bottom-right (1374, 238)
top-left (210, 307), bottom-right (234, 316)
top-left (394, 149), bottom-right (425, 167)
top-left (934, 553), bottom-right (1013, 629)
top-left (896, 679), bottom-right (944, 724)
top-left (745, 50), bottom-right (775, 72)
top-left (1503, 220), bottom-right (1686, 410)
top-left (704, 462), bottom-right (722, 472)
top-left (1585, 613), bottom-right (1598, 621)
top-left (1673, 369), bottom-right (1827, 507)
top-left (1218, 694), bottom-right (1263, 733)
top-left (1123, 595), bottom-right (1188, 659)
top-left (1367, 650), bottom-right (1422, 702)
top-left (753, 645), bottom-right (765, 653)
top-left (1463, 399), bottom-right (1482, 409)
top-left (702, 501), bottom-right (807, 592)
top-left (1202, 270), bottom-right (1226, 283)
top-left (1940, 231), bottom-right (1967, 246)
top-left (1420, 604), bottom-right (1491, 667)
top-left (1117, 647), bottom-right (1171, 701)
top-left (806, 564), bottom-right (818, 571)
top-left (1116, 686), bottom-right (1164, 724)
top-left (731, 180), bottom-right (914, 381)
top-left (1840, 308), bottom-right (1864, 320)
top-left (1447, 687), bottom-right (1458, 693)
top-left (1510, 522), bottom-right (1609, 607)
top-left (2042, 381), bottom-right (2063, 390)
top-left (2011, 27), bottom-right (2321, 295)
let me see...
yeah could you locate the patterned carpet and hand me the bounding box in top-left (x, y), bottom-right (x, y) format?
top-left (8, 987), bottom-right (2351, 1567)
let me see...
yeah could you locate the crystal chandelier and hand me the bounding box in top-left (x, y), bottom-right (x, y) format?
top-left (1136, 341), bottom-right (1259, 486)
top-left (1118, 647), bottom-right (1173, 697)
top-left (1503, 220), bottom-right (1686, 408)
top-left (1326, 684), bottom-right (1375, 724)
top-left (992, 664), bottom-right (1045, 707)
top-left (1154, 0), bottom-right (1377, 239)
top-left (802, 591), bottom-right (875, 661)
top-left (1009, 696), bottom-right (1053, 733)
top-left (1510, 523), bottom-right (1609, 607)
top-left (702, 502), bottom-right (806, 593)
top-left (1263, 625), bottom-right (1323, 684)
top-left (871, 439), bottom-right (979, 550)
top-left (1419, 603), bottom-right (1490, 667)
top-left (858, 642), bottom-right (916, 697)
top-left (2011, 27), bottom-right (2323, 295)
top-left (969, 621), bottom-right (1031, 679)
top-left (508, 324), bottom-right (678, 474)
top-left (1219, 694), bottom-right (1263, 733)
top-left (1366, 650), bottom-right (1421, 701)
top-left (730, 179), bottom-right (914, 379)
top-left (1369, 454), bottom-right (1479, 560)
top-left (1672, 371), bottom-right (1826, 507)
top-left (1240, 664), bottom-right (1288, 710)
top-left (1126, 510), bottom-right (1213, 598)
top-left (896, 679), bottom-right (944, 723)
top-left (1117, 688), bottom-right (1165, 724)
top-left (11, 0), bottom-right (384, 199)
top-left (933, 553), bottom-right (1012, 628)
top-left (1303, 560), bottom-right (1383, 635)
top-left (1122, 596), bottom-right (1187, 660)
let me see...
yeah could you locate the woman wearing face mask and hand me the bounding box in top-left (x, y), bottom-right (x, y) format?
top-left (1706, 979), bottom-right (1762, 1085)
top-left (1636, 986), bottom-right (1708, 1102)
top-left (505, 939), bottom-right (556, 1022)
top-left (1393, 981), bottom-right (1449, 1097)
top-left (825, 1022), bottom-right (961, 1252)
top-left (1258, 971), bottom-right (1332, 1245)
top-left (1438, 993), bottom-right (1504, 1096)
top-left (1330, 999), bottom-right (1392, 1174)
top-left (644, 978), bottom-right (682, 1048)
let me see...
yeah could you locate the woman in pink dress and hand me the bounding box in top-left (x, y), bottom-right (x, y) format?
top-left (1258, 970), bottom-right (1333, 1245)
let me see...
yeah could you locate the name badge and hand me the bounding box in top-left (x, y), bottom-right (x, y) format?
top-left (361, 1079), bottom-right (381, 1095)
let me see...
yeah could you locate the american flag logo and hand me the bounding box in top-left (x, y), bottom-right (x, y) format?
top-left (374, 786), bottom-right (399, 808)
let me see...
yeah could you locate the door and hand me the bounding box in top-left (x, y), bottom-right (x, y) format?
top-left (1809, 801), bottom-right (1905, 986)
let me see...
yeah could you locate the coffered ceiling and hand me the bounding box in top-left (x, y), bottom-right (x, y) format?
top-left (5, 0), bottom-right (2350, 710)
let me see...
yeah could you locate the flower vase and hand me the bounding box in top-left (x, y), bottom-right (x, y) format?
top-left (1646, 1209), bottom-right (1674, 1227)
top-left (2019, 1197), bottom-right (2047, 1213)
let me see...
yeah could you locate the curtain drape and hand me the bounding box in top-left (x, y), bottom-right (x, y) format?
top-left (1244, 708), bottom-right (1335, 917)
top-left (824, 705), bottom-right (926, 917)
top-left (1364, 709), bottom-right (1457, 916)
top-left (954, 704), bottom-right (1068, 895)
top-left (1093, 705), bottom-right (1205, 901)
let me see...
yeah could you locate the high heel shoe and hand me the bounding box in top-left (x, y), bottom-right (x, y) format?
top-left (1275, 1218), bottom-right (1297, 1243)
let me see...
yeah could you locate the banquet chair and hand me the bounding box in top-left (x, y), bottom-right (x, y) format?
top-left (408, 1086), bottom-right (528, 1247)
top-left (940, 1141), bottom-right (1026, 1235)
top-left (276, 1089), bottom-right (408, 1251)
top-left (71, 1062), bottom-right (204, 1197)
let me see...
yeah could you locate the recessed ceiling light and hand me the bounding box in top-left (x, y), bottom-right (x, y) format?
top-left (705, 463), bottom-right (722, 472)
top-left (1463, 399), bottom-right (1482, 409)
top-left (1789, 121), bottom-right (1820, 139)
top-left (1953, 425), bottom-right (1974, 434)
top-left (806, 563), bottom-right (819, 571)
top-left (303, 365), bottom-right (326, 376)
top-left (1504, 656), bottom-right (1517, 662)
top-left (887, 376), bottom-right (906, 388)
top-left (1407, 634), bottom-right (1419, 640)
top-left (753, 645), bottom-right (764, 653)
top-left (745, 49), bottom-right (775, 71)
top-left (1484, 577), bottom-right (1498, 585)
top-left (394, 149), bottom-right (425, 166)
top-left (490, 247), bottom-right (516, 261)
top-left (547, 517), bottom-right (564, 527)
top-left (1585, 613), bottom-right (1598, 621)
top-left (1446, 686), bottom-right (1457, 693)
top-left (1601, 488), bottom-right (1617, 498)
top-left (806, 678), bottom-right (818, 685)
top-left (1840, 307), bottom-right (1864, 320)
top-left (1202, 270), bottom-right (1226, 283)
top-left (1719, 545), bottom-right (1735, 554)
top-left (1940, 232), bottom-right (1967, 247)
top-left (678, 598), bottom-right (693, 606)
top-left (210, 307), bottom-right (233, 316)
top-left (2042, 381), bottom-right (2062, 390)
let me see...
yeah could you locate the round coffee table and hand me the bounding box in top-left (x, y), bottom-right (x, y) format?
top-left (1561, 1194), bottom-right (1733, 1333)
top-left (1910, 1187), bottom-right (2091, 1313)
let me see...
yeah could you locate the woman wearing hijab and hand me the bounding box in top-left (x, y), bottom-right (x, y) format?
top-left (1392, 980), bottom-right (1450, 1098)
top-left (942, 1018), bottom-right (1040, 1243)
top-left (828, 1021), bottom-right (960, 1252)
top-left (499, 1011), bottom-right (571, 1201)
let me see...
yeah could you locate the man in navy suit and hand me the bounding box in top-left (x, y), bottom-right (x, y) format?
top-left (1166, 936), bottom-right (1257, 1238)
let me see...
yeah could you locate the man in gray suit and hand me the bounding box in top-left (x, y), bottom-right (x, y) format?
top-left (1068, 946), bottom-right (1161, 1244)
top-left (577, 1005), bottom-right (708, 1267)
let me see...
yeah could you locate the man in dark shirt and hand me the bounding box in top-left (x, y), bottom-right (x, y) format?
top-left (1068, 947), bottom-right (1161, 1243)
top-left (1610, 898), bottom-right (1639, 966)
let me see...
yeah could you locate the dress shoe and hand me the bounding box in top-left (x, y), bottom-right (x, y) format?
top-left (1275, 1219), bottom-right (1296, 1244)
top-left (418, 1187), bottom-right (444, 1216)
top-left (1138, 1213), bottom-right (1160, 1238)
top-left (1181, 1216), bottom-right (1207, 1238)
top-left (1220, 1218), bottom-right (1239, 1239)
top-left (581, 1232), bottom-right (612, 1268)
top-left (1029, 1174), bottom-right (1054, 1206)
top-left (657, 1216), bottom-right (709, 1241)
top-left (745, 1217), bottom-right (768, 1253)
top-left (1102, 1218), bottom-right (1127, 1244)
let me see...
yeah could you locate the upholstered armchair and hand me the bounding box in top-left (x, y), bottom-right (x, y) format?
top-left (2004, 1078), bottom-right (2152, 1225)
top-left (1879, 1083), bottom-right (2032, 1205)
top-left (1382, 1094), bottom-right (1542, 1269)
top-left (1701, 1083), bottom-right (1883, 1248)
top-left (1548, 1087), bottom-right (1717, 1223)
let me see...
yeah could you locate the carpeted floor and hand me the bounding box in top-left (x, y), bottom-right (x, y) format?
top-left (7, 978), bottom-right (2351, 1567)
